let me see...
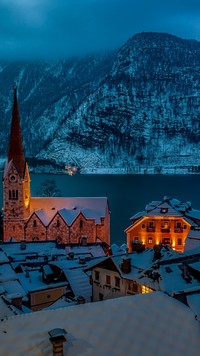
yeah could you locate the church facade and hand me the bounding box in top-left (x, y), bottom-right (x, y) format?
top-left (3, 87), bottom-right (110, 244)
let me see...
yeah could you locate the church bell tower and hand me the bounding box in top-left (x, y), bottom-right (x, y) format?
top-left (3, 86), bottom-right (31, 241)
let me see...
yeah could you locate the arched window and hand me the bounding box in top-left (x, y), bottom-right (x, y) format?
top-left (56, 219), bottom-right (60, 227)
top-left (80, 219), bottom-right (83, 228)
top-left (33, 220), bottom-right (37, 227)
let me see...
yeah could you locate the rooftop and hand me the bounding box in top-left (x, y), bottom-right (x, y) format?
top-left (0, 292), bottom-right (199, 355)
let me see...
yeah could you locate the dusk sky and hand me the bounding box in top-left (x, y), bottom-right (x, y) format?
top-left (0, 0), bottom-right (200, 60)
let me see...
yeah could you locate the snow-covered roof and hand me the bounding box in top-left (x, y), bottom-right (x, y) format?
top-left (17, 270), bottom-right (68, 293)
top-left (62, 268), bottom-right (91, 302)
top-left (130, 197), bottom-right (200, 227)
top-left (187, 293), bottom-right (200, 317)
top-left (0, 292), bottom-right (199, 355)
top-left (30, 197), bottom-right (108, 225)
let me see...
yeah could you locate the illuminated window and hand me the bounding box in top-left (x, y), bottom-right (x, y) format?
top-left (148, 237), bottom-right (153, 244)
top-left (106, 275), bottom-right (111, 285)
top-left (160, 208), bottom-right (168, 214)
top-left (148, 221), bottom-right (154, 228)
top-left (115, 276), bottom-right (120, 288)
top-left (162, 221), bottom-right (169, 229)
top-left (95, 270), bottom-right (100, 281)
top-left (141, 285), bottom-right (153, 294)
top-left (177, 238), bottom-right (182, 246)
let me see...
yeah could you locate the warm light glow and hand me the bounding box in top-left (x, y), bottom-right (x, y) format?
top-left (141, 285), bottom-right (153, 294)
top-left (24, 193), bottom-right (30, 208)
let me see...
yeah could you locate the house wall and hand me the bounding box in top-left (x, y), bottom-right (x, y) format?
top-left (96, 204), bottom-right (110, 245)
top-left (126, 217), bottom-right (190, 253)
top-left (48, 214), bottom-right (70, 243)
top-left (69, 215), bottom-right (96, 243)
top-left (92, 267), bottom-right (141, 302)
top-left (29, 285), bottom-right (67, 311)
top-left (25, 214), bottom-right (47, 241)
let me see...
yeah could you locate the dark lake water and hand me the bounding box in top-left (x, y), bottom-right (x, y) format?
top-left (1, 173), bottom-right (200, 245)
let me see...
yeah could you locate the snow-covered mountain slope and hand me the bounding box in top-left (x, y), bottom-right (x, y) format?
top-left (1, 32), bottom-right (200, 173)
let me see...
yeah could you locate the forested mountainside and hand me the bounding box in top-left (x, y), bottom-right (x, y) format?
top-left (1, 32), bottom-right (200, 173)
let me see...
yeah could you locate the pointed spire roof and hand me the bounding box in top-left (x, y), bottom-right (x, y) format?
top-left (7, 85), bottom-right (26, 178)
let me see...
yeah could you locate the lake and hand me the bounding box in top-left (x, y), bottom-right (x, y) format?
top-left (1, 173), bottom-right (200, 245)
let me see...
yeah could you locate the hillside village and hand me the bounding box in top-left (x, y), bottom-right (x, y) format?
top-left (0, 87), bottom-right (200, 354)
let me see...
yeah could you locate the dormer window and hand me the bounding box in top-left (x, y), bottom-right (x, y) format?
top-left (160, 208), bottom-right (168, 214)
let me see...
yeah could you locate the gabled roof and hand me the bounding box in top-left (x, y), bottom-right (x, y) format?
top-left (30, 197), bottom-right (108, 226)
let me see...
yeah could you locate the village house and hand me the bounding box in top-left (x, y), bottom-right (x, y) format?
top-left (0, 241), bottom-right (107, 311)
top-left (125, 196), bottom-right (200, 252)
top-left (85, 245), bottom-right (182, 302)
top-left (2, 87), bottom-right (110, 244)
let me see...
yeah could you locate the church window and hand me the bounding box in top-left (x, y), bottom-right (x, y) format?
top-left (80, 220), bottom-right (83, 228)
top-left (33, 220), bottom-right (37, 227)
top-left (57, 236), bottom-right (62, 244)
top-left (56, 219), bottom-right (60, 227)
top-left (9, 190), bottom-right (18, 200)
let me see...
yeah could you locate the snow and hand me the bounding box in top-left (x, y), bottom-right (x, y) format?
top-left (0, 292), bottom-right (199, 356)
top-left (30, 197), bottom-right (108, 225)
top-left (187, 294), bottom-right (200, 317)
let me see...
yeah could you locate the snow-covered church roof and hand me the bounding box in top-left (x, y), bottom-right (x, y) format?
top-left (30, 197), bottom-right (108, 225)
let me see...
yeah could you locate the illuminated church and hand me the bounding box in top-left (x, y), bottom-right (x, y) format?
top-left (3, 87), bottom-right (110, 244)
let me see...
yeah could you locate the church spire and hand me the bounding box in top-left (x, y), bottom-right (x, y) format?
top-left (7, 85), bottom-right (26, 178)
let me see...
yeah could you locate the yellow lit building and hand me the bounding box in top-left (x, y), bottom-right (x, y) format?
top-left (125, 197), bottom-right (200, 253)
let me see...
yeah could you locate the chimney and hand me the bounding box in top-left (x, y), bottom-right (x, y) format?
top-left (121, 258), bottom-right (131, 274)
top-left (6, 293), bottom-right (23, 310)
top-left (77, 295), bottom-right (86, 304)
top-left (48, 328), bottom-right (67, 356)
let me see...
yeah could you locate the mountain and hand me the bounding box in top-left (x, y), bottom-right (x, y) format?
top-left (1, 32), bottom-right (200, 173)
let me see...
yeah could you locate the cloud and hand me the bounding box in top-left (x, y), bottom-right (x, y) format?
top-left (0, 0), bottom-right (199, 60)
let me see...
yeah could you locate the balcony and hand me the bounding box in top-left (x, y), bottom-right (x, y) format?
top-left (174, 228), bottom-right (183, 233)
top-left (161, 228), bottom-right (170, 233)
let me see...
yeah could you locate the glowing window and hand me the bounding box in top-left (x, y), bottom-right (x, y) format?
top-left (141, 285), bottom-right (153, 294)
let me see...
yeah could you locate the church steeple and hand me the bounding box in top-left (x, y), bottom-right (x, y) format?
top-left (8, 85), bottom-right (25, 178)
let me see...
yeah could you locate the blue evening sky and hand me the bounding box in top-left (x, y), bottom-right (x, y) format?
top-left (0, 0), bottom-right (199, 59)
